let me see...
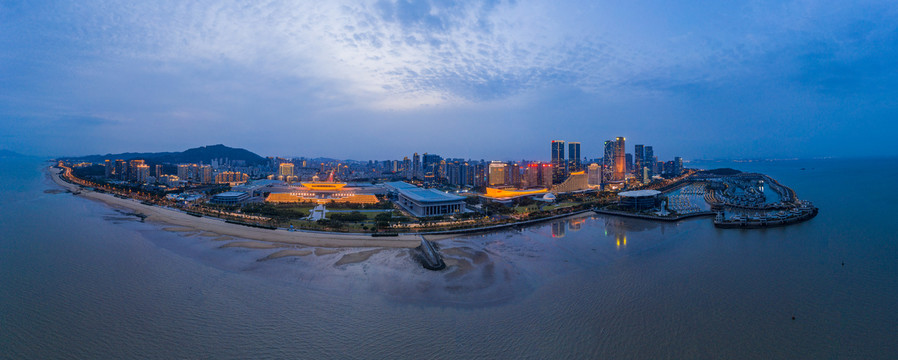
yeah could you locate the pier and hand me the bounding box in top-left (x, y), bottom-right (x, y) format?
top-left (417, 237), bottom-right (445, 271)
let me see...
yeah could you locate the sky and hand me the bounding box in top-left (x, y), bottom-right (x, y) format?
top-left (1, 0), bottom-right (897, 161)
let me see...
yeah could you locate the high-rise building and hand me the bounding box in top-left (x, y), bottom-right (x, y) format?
top-left (488, 161), bottom-right (506, 186)
top-left (568, 142), bottom-right (581, 173)
top-left (523, 164), bottom-right (540, 188)
top-left (634, 145), bottom-right (645, 177)
top-left (155, 164), bottom-right (164, 178)
top-left (645, 146), bottom-right (655, 176)
top-left (505, 163), bottom-right (521, 188)
top-left (199, 165), bottom-right (213, 184)
top-left (104, 159), bottom-right (113, 178)
top-left (673, 157), bottom-right (683, 176)
top-left (412, 153), bottom-right (421, 179)
top-left (587, 163), bottom-right (601, 186)
top-left (551, 140), bottom-right (566, 184)
top-left (602, 141), bottom-right (614, 184)
top-left (613, 137), bottom-right (626, 181)
top-left (278, 163), bottom-right (294, 177)
top-left (422, 153), bottom-right (441, 181)
top-left (625, 153), bottom-right (633, 175)
top-left (539, 164), bottom-right (554, 188)
top-left (402, 157), bottom-right (412, 180)
top-left (127, 159), bottom-right (145, 181)
top-left (177, 164), bottom-right (189, 181)
top-left (134, 164), bottom-right (150, 183)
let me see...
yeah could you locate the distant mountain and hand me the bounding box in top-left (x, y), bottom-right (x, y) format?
top-left (0, 149), bottom-right (26, 158)
top-left (69, 144), bottom-right (267, 165)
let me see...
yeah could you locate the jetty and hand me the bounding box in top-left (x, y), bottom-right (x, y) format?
top-left (417, 237), bottom-right (445, 271)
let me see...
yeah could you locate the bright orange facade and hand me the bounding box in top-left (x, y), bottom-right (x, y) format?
top-left (484, 187), bottom-right (549, 199)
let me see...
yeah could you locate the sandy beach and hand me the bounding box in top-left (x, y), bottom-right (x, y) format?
top-left (48, 166), bottom-right (423, 249)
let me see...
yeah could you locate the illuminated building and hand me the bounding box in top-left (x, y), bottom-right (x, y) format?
top-left (645, 146), bottom-right (655, 176)
top-left (587, 163), bottom-right (601, 186)
top-left (635, 144), bottom-right (645, 177)
top-left (384, 182), bottom-right (465, 217)
top-left (613, 137), bottom-right (626, 181)
top-left (488, 161), bottom-right (506, 186)
top-left (155, 164), bottom-right (164, 177)
top-left (215, 171), bottom-right (249, 185)
top-left (177, 164), bottom-right (189, 181)
top-left (484, 187), bottom-right (548, 199)
top-left (104, 159), bottom-right (112, 178)
top-left (278, 163), bottom-right (294, 177)
top-left (128, 159), bottom-right (145, 181)
top-left (158, 174), bottom-right (181, 188)
top-left (135, 164), bottom-right (150, 183)
top-left (523, 164), bottom-right (540, 188)
top-left (602, 141), bottom-right (614, 184)
top-left (539, 163), bottom-right (553, 188)
top-left (551, 171), bottom-right (589, 193)
top-left (422, 153), bottom-right (441, 181)
top-left (199, 165), bottom-right (213, 184)
top-left (619, 190), bottom-right (660, 210)
top-left (568, 142), bottom-right (581, 173)
top-left (551, 140), bottom-right (566, 183)
top-left (506, 163), bottom-right (521, 187)
top-left (209, 191), bottom-right (250, 205)
top-left (412, 153), bottom-right (421, 179)
top-left (674, 157), bottom-right (683, 176)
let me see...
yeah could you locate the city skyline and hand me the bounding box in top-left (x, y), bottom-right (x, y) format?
top-left (3, 1), bottom-right (897, 160)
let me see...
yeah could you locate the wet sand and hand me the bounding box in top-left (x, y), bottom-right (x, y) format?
top-left (49, 167), bottom-right (422, 249)
top-left (259, 249), bottom-right (314, 260)
top-left (335, 249), bottom-right (382, 266)
top-left (220, 241), bottom-right (284, 249)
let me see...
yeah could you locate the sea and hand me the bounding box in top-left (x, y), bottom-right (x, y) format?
top-left (1, 157), bottom-right (896, 359)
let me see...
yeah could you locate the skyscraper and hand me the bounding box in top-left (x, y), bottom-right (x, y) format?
top-left (613, 137), bottom-right (626, 181)
top-left (568, 142), bottom-right (581, 173)
top-left (644, 146), bottom-right (654, 176)
top-left (412, 153), bottom-right (421, 180)
top-left (602, 141), bottom-right (614, 184)
top-left (634, 144), bottom-right (645, 177)
top-left (551, 140), bottom-right (566, 184)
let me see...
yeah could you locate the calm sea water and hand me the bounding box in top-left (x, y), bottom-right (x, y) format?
top-left (1, 157), bottom-right (897, 359)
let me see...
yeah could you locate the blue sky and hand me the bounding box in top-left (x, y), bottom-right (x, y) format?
top-left (1, 0), bottom-right (897, 161)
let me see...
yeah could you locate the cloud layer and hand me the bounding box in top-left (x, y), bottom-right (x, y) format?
top-left (1, 0), bottom-right (897, 159)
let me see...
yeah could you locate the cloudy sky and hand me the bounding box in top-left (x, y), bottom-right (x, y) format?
top-left (2, 0), bottom-right (897, 161)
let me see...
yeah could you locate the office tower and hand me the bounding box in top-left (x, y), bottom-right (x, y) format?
top-left (674, 157), bottom-right (683, 176)
top-left (645, 146), bottom-right (654, 176)
top-left (613, 137), bottom-right (626, 181)
top-left (551, 140), bottom-right (566, 183)
top-left (568, 142), bottom-right (581, 173)
top-left (278, 163), bottom-right (294, 177)
top-left (587, 163), bottom-right (601, 186)
top-left (488, 161), bottom-right (506, 186)
top-left (635, 145), bottom-right (645, 177)
top-left (412, 153), bottom-right (421, 179)
top-left (602, 141), bottom-right (614, 183)
top-left (625, 153), bottom-right (633, 175)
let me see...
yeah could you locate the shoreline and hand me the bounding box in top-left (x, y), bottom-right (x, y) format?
top-left (48, 165), bottom-right (600, 246)
top-left (47, 166), bottom-right (423, 248)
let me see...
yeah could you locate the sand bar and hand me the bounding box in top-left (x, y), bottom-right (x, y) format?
top-left (49, 167), bottom-right (421, 249)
